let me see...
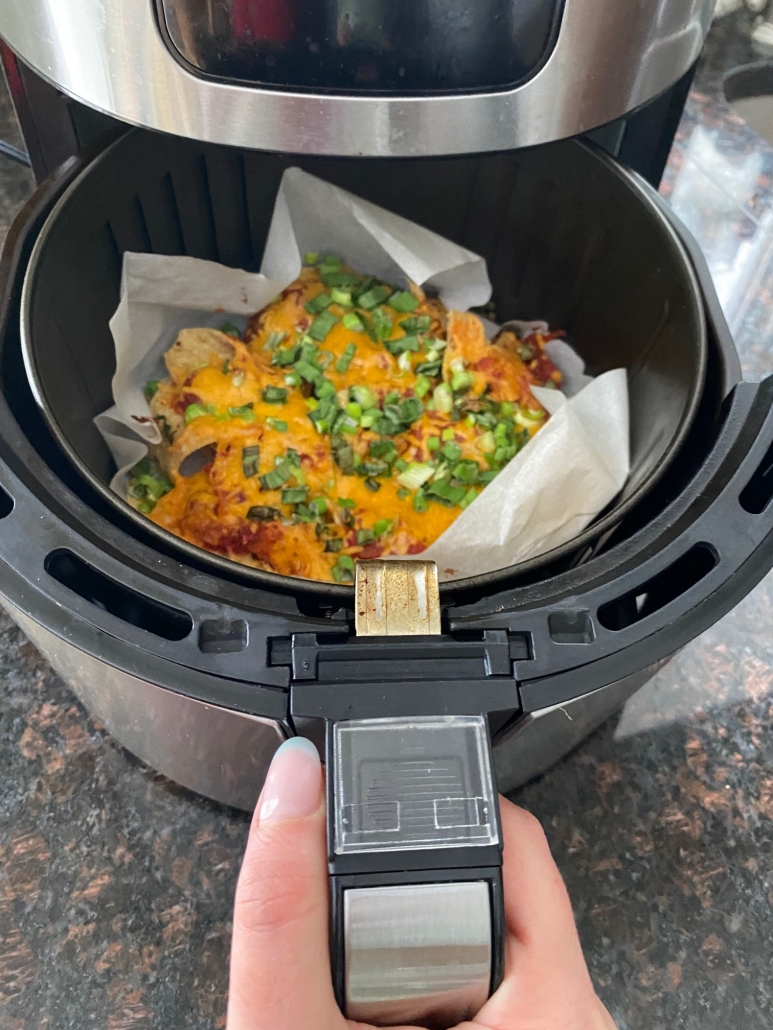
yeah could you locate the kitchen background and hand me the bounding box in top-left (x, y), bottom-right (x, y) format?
top-left (2, 7), bottom-right (773, 1030)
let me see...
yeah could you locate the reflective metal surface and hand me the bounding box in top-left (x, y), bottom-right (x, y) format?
top-left (344, 881), bottom-right (492, 1027)
top-left (0, 0), bottom-right (714, 156)
top-left (493, 665), bottom-right (669, 793)
top-left (2, 601), bottom-right (287, 810)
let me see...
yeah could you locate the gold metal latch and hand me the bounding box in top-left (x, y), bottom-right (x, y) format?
top-left (354, 559), bottom-right (441, 637)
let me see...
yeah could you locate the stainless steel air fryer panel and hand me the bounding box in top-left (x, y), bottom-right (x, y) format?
top-left (0, 0), bottom-right (714, 156)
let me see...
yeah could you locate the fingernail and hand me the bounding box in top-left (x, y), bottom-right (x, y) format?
top-left (259, 737), bottom-right (322, 825)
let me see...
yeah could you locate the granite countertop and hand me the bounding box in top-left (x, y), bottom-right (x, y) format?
top-left (3, 11), bottom-right (773, 1029)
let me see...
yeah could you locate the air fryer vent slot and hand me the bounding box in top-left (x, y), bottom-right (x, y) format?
top-left (0, 485), bottom-right (13, 519)
top-left (597, 544), bottom-right (718, 632)
top-left (45, 549), bottom-right (193, 641)
top-left (740, 439), bottom-right (773, 514)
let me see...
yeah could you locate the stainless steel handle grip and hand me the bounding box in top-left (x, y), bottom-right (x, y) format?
top-left (344, 880), bottom-right (493, 1027)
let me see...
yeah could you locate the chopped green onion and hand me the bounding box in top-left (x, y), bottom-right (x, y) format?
top-left (335, 343), bottom-right (357, 374)
top-left (247, 505), bottom-right (281, 521)
top-left (460, 488), bottom-right (478, 509)
top-left (414, 375), bottom-right (431, 399)
top-left (397, 463), bottom-right (435, 490)
top-left (259, 462), bottom-right (293, 490)
top-left (358, 285), bottom-right (391, 310)
top-left (359, 408), bottom-right (381, 429)
top-left (266, 417), bottom-right (288, 431)
top-left (374, 518), bottom-right (391, 537)
top-left (515, 408), bottom-right (546, 428)
top-left (305, 292), bottom-right (333, 314)
top-left (342, 312), bottom-right (364, 332)
top-left (331, 288), bottom-right (353, 306)
top-left (339, 554), bottom-right (355, 571)
top-left (272, 344), bottom-right (302, 367)
top-left (441, 427), bottom-right (455, 441)
top-left (433, 384), bottom-right (453, 414)
top-left (371, 307), bottom-right (393, 341)
top-left (350, 385), bottom-right (378, 410)
top-left (228, 403), bottom-right (256, 422)
top-left (517, 343), bottom-right (535, 361)
top-left (263, 331), bottom-right (287, 351)
top-left (262, 386), bottom-right (287, 405)
top-left (309, 497), bottom-right (327, 516)
top-left (219, 320), bottom-right (241, 338)
top-left (394, 457), bottom-right (409, 473)
top-left (427, 479), bottom-right (467, 506)
top-left (324, 538), bottom-right (343, 552)
top-left (388, 291), bottom-right (419, 313)
top-left (242, 445), bottom-right (260, 478)
top-left (478, 430), bottom-right (496, 453)
top-left (427, 437), bottom-right (441, 452)
top-left (231, 371), bottom-right (246, 387)
top-left (332, 439), bottom-right (356, 474)
top-left (399, 315), bottom-right (432, 333)
top-left (320, 269), bottom-right (360, 289)
top-left (364, 477), bottom-right (381, 492)
top-left (384, 335), bottom-right (420, 356)
top-left (453, 460), bottom-right (480, 485)
top-left (295, 359), bottom-right (322, 384)
top-left (369, 440), bottom-right (396, 459)
top-left (333, 411), bottom-right (360, 435)
top-left (451, 369), bottom-right (475, 393)
top-left (357, 528), bottom-right (376, 545)
top-left (316, 379), bottom-right (336, 399)
top-left (338, 497), bottom-right (356, 508)
top-left (442, 441), bottom-right (462, 462)
top-left (303, 251), bottom-right (319, 265)
top-left (415, 361), bottom-right (442, 377)
top-left (282, 486), bottom-right (309, 504)
top-left (144, 380), bottom-right (160, 401)
top-left (184, 403), bottom-right (214, 424)
top-left (413, 490), bottom-right (429, 513)
top-left (284, 371), bottom-right (301, 387)
top-left (397, 488), bottom-right (410, 500)
top-left (136, 500), bottom-right (154, 514)
top-left (309, 309), bottom-right (339, 341)
top-left (398, 351), bottom-right (412, 372)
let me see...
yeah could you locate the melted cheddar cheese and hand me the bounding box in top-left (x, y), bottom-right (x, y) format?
top-left (128, 259), bottom-right (562, 582)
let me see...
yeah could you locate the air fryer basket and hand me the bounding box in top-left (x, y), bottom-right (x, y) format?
top-left (21, 131), bottom-right (707, 597)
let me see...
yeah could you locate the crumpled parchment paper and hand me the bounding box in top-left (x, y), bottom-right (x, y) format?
top-left (95, 167), bottom-right (629, 581)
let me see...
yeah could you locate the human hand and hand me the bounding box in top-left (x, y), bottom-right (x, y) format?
top-left (226, 737), bottom-right (616, 1030)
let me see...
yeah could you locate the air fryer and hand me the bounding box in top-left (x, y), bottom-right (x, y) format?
top-left (2, 1), bottom-right (767, 1026)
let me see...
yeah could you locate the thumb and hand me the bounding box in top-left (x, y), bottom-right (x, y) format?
top-left (226, 737), bottom-right (343, 1030)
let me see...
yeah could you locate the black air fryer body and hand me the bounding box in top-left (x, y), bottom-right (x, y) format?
top-left (0, 124), bottom-right (770, 807)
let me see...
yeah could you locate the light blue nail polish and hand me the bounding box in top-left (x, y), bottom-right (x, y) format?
top-left (274, 736), bottom-right (320, 760)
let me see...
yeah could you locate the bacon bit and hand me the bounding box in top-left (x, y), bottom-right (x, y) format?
top-left (297, 316), bottom-right (311, 331)
top-left (131, 415), bottom-right (152, 424)
top-left (358, 544), bottom-right (384, 559)
top-left (530, 355), bottom-right (561, 386)
top-left (407, 542), bottom-right (426, 555)
top-left (280, 284), bottom-right (305, 302)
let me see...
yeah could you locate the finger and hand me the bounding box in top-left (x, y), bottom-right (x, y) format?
top-left (498, 798), bottom-right (588, 965)
top-left (226, 738), bottom-right (342, 1030)
top-left (473, 797), bottom-right (610, 1029)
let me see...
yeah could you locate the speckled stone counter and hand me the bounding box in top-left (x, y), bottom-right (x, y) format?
top-left (3, 12), bottom-right (773, 1030)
